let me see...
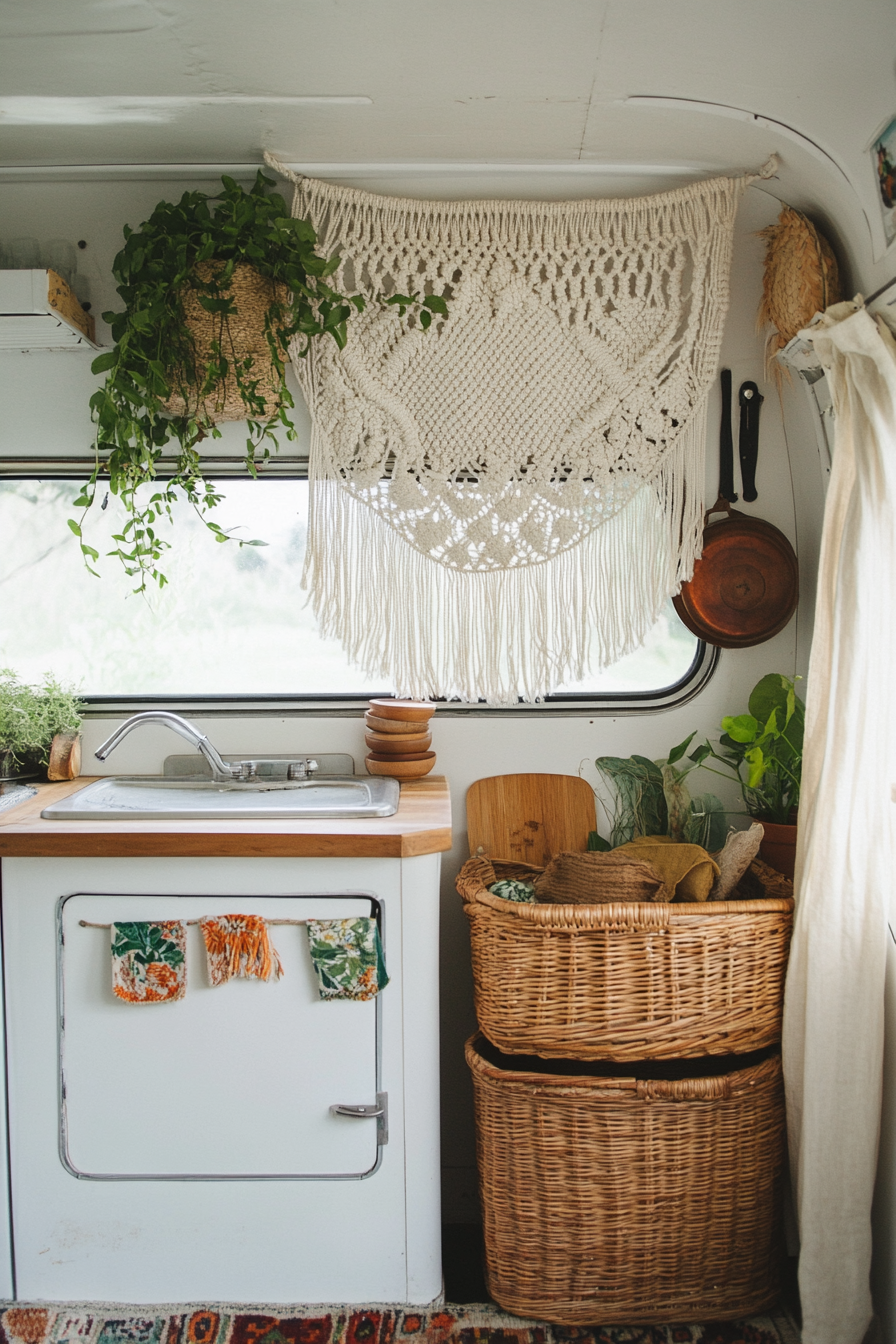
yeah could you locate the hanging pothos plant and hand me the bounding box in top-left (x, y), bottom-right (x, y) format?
top-left (75, 171), bottom-right (447, 591)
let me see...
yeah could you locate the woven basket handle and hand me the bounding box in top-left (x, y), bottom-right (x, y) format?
top-left (637, 1075), bottom-right (733, 1101)
top-left (519, 901), bottom-right (672, 929)
top-left (456, 856), bottom-right (498, 904)
top-left (457, 856), bottom-right (544, 905)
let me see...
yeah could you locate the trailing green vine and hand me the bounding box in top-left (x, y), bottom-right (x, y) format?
top-left (76, 171), bottom-right (446, 591)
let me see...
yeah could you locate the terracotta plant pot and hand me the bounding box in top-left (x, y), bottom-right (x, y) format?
top-left (759, 819), bottom-right (798, 880)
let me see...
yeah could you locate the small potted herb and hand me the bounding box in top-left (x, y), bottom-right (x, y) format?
top-left (0, 669), bottom-right (86, 781)
top-left (76, 171), bottom-right (446, 591)
top-left (701, 673), bottom-right (804, 877)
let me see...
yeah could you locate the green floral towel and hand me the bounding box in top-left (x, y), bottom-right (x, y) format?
top-left (305, 918), bottom-right (389, 1001)
top-left (489, 879), bottom-right (537, 903)
top-left (111, 921), bottom-right (186, 1003)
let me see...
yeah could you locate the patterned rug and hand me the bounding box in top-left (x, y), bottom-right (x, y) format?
top-left (0, 1305), bottom-right (800, 1344)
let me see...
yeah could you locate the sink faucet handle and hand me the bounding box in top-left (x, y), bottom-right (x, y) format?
top-left (288, 758), bottom-right (319, 780)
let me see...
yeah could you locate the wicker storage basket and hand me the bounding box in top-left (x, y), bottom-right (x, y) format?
top-left (467, 1032), bottom-right (785, 1325)
top-left (458, 856), bottom-right (793, 1061)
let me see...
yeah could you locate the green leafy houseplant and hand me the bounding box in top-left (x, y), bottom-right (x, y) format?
top-left (590, 732), bottom-right (729, 853)
top-left (0, 669), bottom-right (86, 777)
top-left (76, 171), bottom-right (447, 591)
top-left (702, 673), bottom-right (804, 825)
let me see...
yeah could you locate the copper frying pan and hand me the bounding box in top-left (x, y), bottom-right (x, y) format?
top-left (673, 373), bottom-right (799, 648)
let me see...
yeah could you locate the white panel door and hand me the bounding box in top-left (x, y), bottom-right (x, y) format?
top-left (60, 892), bottom-right (380, 1177)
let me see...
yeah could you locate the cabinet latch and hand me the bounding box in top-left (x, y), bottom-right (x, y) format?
top-left (330, 1092), bottom-right (388, 1145)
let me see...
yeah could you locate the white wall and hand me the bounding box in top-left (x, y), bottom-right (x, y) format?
top-left (1, 168), bottom-right (826, 1217)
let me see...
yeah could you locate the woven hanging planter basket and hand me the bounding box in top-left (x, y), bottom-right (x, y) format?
top-left (163, 261), bottom-right (288, 423)
top-left (757, 205), bottom-right (841, 377)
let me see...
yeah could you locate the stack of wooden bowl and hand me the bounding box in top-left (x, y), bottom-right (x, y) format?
top-left (364, 699), bottom-right (436, 779)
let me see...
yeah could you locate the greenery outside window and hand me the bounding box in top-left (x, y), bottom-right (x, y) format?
top-left (0, 475), bottom-right (705, 707)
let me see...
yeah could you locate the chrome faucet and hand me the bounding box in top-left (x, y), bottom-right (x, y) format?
top-left (95, 712), bottom-right (241, 784)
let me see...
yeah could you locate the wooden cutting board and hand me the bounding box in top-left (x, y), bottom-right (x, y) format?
top-left (466, 773), bottom-right (597, 867)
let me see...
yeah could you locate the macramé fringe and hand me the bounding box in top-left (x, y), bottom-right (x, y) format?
top-left (303, 407), bottom-right (708, 704)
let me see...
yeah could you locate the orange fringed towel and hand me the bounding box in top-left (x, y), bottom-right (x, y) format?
top-left (199, 914), bottom-right (284, 986)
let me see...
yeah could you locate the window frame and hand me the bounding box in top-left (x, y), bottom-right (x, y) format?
top-left (0, 459), bottom-right (716, 717)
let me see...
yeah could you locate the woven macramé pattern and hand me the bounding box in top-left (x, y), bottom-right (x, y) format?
top-left (163, 262), bottom-right (286, 422)
top-left (533, 848), bottom-right (667, 903)
top-left (292, 174), bottom-right (748, 569)
top-left (278, 169), bottom-right (760, 700)
top-left (467, 1034), bottom-right (786, 1324)
top-left (457, 856), bottom-right (794, 1060)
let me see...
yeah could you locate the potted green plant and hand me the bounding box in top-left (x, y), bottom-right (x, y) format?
top-left (76, 171), bottom-right (446, 591)
top-left (0, 669), bottom-right (86, 781)
top-left (701, 672), bottom-right (804, 877)
top-left (590, 731), bottom-right (729, 853)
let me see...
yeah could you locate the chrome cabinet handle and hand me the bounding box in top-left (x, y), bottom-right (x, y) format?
top-left (330, 1092), bottom-right (388, 1144)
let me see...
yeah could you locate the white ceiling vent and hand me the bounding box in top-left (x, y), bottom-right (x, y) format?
top-left (0, 269), bottom-right (100, 351)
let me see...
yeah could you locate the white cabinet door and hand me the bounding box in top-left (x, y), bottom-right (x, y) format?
top-left (61, 892), bottom-right (380, 1178)
top-left (2, 854), bottom-right (427, 1304)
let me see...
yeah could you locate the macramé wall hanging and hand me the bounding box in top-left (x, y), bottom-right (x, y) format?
top-left (267, 154), bottom-right (778, 703)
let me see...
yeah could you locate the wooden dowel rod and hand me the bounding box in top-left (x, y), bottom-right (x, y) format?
top-left (78, 917), bottom-right (313, 929)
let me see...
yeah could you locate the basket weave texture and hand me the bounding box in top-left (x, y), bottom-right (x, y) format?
top-left (534, 849), bottom-right (667, 903)
top-left (457, 856), bottom-right (793, 1060)
top-left (162, 261), bottom-right (287, 423)
top-left (467, 1033), bottom-right (785, 1325)
top-left (757, 205), bottom-right (841, 375)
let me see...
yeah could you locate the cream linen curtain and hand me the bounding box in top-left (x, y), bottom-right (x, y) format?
top-left (783, 302), bottom-right (896, 1343)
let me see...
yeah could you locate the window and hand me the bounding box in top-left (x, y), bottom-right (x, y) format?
top-left (0, 477), bottom-right (704, 704)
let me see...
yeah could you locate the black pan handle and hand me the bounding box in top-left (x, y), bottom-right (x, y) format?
top-left (718, 368), bottom-right (737, 503)
top-left (738, 381), bottom-right (764, 503)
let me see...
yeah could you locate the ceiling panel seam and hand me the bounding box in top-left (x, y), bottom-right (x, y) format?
top-left (577, 4), bottom-right (609, 162)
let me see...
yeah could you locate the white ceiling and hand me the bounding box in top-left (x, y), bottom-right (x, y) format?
top-left (0, 0), bottom-right (894, 276)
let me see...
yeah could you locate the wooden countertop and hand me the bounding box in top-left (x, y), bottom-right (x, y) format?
top-left (0, 776), bottom-right (452, 859)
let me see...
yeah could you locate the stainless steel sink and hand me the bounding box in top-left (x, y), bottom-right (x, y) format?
top-left (41, 773), bottom-right (400, 821)
top-left (40, 713), bottom-right (401, 820)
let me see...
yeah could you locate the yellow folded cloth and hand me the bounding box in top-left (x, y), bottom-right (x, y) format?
top-left (614, 836), bottom-right (720, 903)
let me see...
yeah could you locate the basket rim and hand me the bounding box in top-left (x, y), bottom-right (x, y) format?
top-left (465, 1031), bottom-right (782, 1097)
top-left (457, 853), bottom-right (793, 924)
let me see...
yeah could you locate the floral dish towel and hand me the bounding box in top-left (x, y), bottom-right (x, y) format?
top-left (489, 879), bottom-right (537, 903)
top-left (200, 914), bottom-right (283, 986)
top-left (111, 921), bottom-right (187, 1004)
top-left (305, 918), bottom-right (389, 1001)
